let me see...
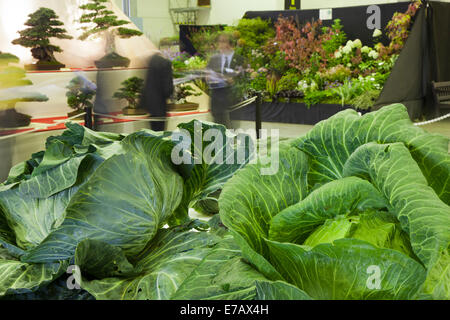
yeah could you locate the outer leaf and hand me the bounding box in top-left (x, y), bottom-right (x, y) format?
top-left (16, 155), bottom-right (87, 199)
top-left (48, 122), bottom-right (124, 148)
top-left (76, 229), bottom-right (220, 300)
top-left (231, 231), bottom-right (284, 282)
top-left (255, 280), bottom-right (313, 300)
top-left (342, 142), bottom-right (450, 269)
top-left (0, 154), bottom-right (103, 250)
top-left (0, 207), bottom-right (14, 245)
top-left (75, 239), bottom-right (136, 279)
top-left (220, 146), bottom-right (309, 256)
top-left (265, 238), bottom-right (427, 300)
top-left (32, 140), bottom-right (74, 177)
top-left (22, 132), bottom-right (183, 263)
top-left (0, 275), bottom-right (94, 300)
top-left (172, 236), bottom-right (267, 300)
top-left (421, 249), bottom-right (450, 300)
top-left (172, 120), bottom-right (253, 223)
top-left (269, 177), bottom-right (388, 244)
top-left (0, 248), bottom-right (66, 297)
top-left (292, 104), bottom-right (450, 204)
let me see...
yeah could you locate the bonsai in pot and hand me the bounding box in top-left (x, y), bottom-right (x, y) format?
top-left (168, 83), bottom-right (202, 112)
top-left (11, 8), bottom-right (73, 71)
top-left (78, 0), bottom-right (143, 69)
top-left (0, 52), bottom-right (48, 128)
top-left (66, 76), bottom-right (97, 120)
top-left (113, 77), bottom-right (147, 115)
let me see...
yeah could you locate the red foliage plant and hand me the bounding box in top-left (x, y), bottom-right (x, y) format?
top-left (265, 17), bottom-right (338, 72)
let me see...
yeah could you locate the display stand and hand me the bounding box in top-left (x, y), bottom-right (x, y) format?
top-left (230, 101), bottom-right (370, 125)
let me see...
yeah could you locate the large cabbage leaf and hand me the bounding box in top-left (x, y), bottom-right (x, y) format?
top-left (220, 146), bottom-right (309, 257)
top-left (0, 154), bottom-right (103, 251)
top-left (170, 120), bottom-right (253, 224)
top-left (255, 280), bottom-right (313, 300)
top-left (75, 229), bottom-right (265, 300)
top-left (343, 142), bottom-right (450, 269)
top-left (292, 104), bottom-right (450, 204)
top-left (265, 238), bottom-right (427, 300)
top-left (0, 247), bottom-right (66, 297)
top-left (21, 131), bottom-right (183, 263)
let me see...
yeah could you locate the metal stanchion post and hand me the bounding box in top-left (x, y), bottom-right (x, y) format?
top-left (255, 94), bottom-right (262, 139)
top-left (84, 107), bottom-right (93, 129)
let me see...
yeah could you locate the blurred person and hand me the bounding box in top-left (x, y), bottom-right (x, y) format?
top-left (139, 52), bottom-right (174, 132)
top-left (207, 33), bottom-right (245, 128)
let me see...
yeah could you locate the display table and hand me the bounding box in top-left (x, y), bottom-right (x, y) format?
top-left (0, 109), bottom-right (211, 137)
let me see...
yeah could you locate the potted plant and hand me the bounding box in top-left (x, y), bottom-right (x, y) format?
top-left (113, 77), bottom-right (147, 115)
top-left (11, 8), bottom-right (73, 71)
top-left (66, 76), bottom-right (97, 120)
top-left (167, 83), bottom-right (201, 112)
top-left (78, 0), bottom-right (143, 69)
top-left (0, 52), bottom-right (48, 128)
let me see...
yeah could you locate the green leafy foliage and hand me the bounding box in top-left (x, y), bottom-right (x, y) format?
top-left (0, 104), bottom-right (448, 300)
top-left (219, 104), bottom-right (450, 300)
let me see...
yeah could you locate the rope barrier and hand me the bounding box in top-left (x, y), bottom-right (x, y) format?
top-left (228, 97), bottom-right (258, 113)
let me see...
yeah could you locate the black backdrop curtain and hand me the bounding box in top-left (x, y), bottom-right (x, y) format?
top-left (244, 3), bottom-right (411, 47)
top-left (430, 1), bottom-right (450, 82)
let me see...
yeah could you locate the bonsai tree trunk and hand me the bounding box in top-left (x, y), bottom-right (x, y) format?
top-left (95, 30), bottom-right (130, 68)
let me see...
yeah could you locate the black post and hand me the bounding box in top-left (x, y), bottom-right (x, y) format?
top-left (84, 106), bottom-right (93, 129)
top-left (255, 94), bottom-right (262, 139)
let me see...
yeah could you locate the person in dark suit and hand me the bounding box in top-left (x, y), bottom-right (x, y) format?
top-left (207, 33), bottom-right (245, 128)
top-left (139, 52), bottom-right (174, 131)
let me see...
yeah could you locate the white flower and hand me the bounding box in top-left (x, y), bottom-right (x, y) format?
top-left (346, 40), bottom-right (354, 48)
top-left (373, 29), bottom-right (382, 37)
top-left (361, 46), bottom-right (370, 54)
top-left (342, 45), bottom-right (352, 54)
top-left (347, 63), bottom-right (352, 68)
top-left (334, 51), bottom-right (342, 59)
top-left (353, 39), bottom-right (362, 48)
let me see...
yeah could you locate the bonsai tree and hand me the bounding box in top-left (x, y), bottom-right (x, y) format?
top-left (171, 84), bottom-right (202, 105)
top-left (11, 7), bottom-right (73, 70)
top-left (113, 77), bottom-right (145, 115)
top-left (78, 0), bottom-right (143, 68)
top-left (66, 76), bottom-right (97, 117)
top-left (0, 52), bottom-right (48, 128)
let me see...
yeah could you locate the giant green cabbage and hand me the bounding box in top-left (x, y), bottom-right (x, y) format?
top-left (220, 104), bottom-right (450, 300)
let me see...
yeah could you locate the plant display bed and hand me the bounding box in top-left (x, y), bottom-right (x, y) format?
top-left (230, 101), bottom-right (370, 125)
